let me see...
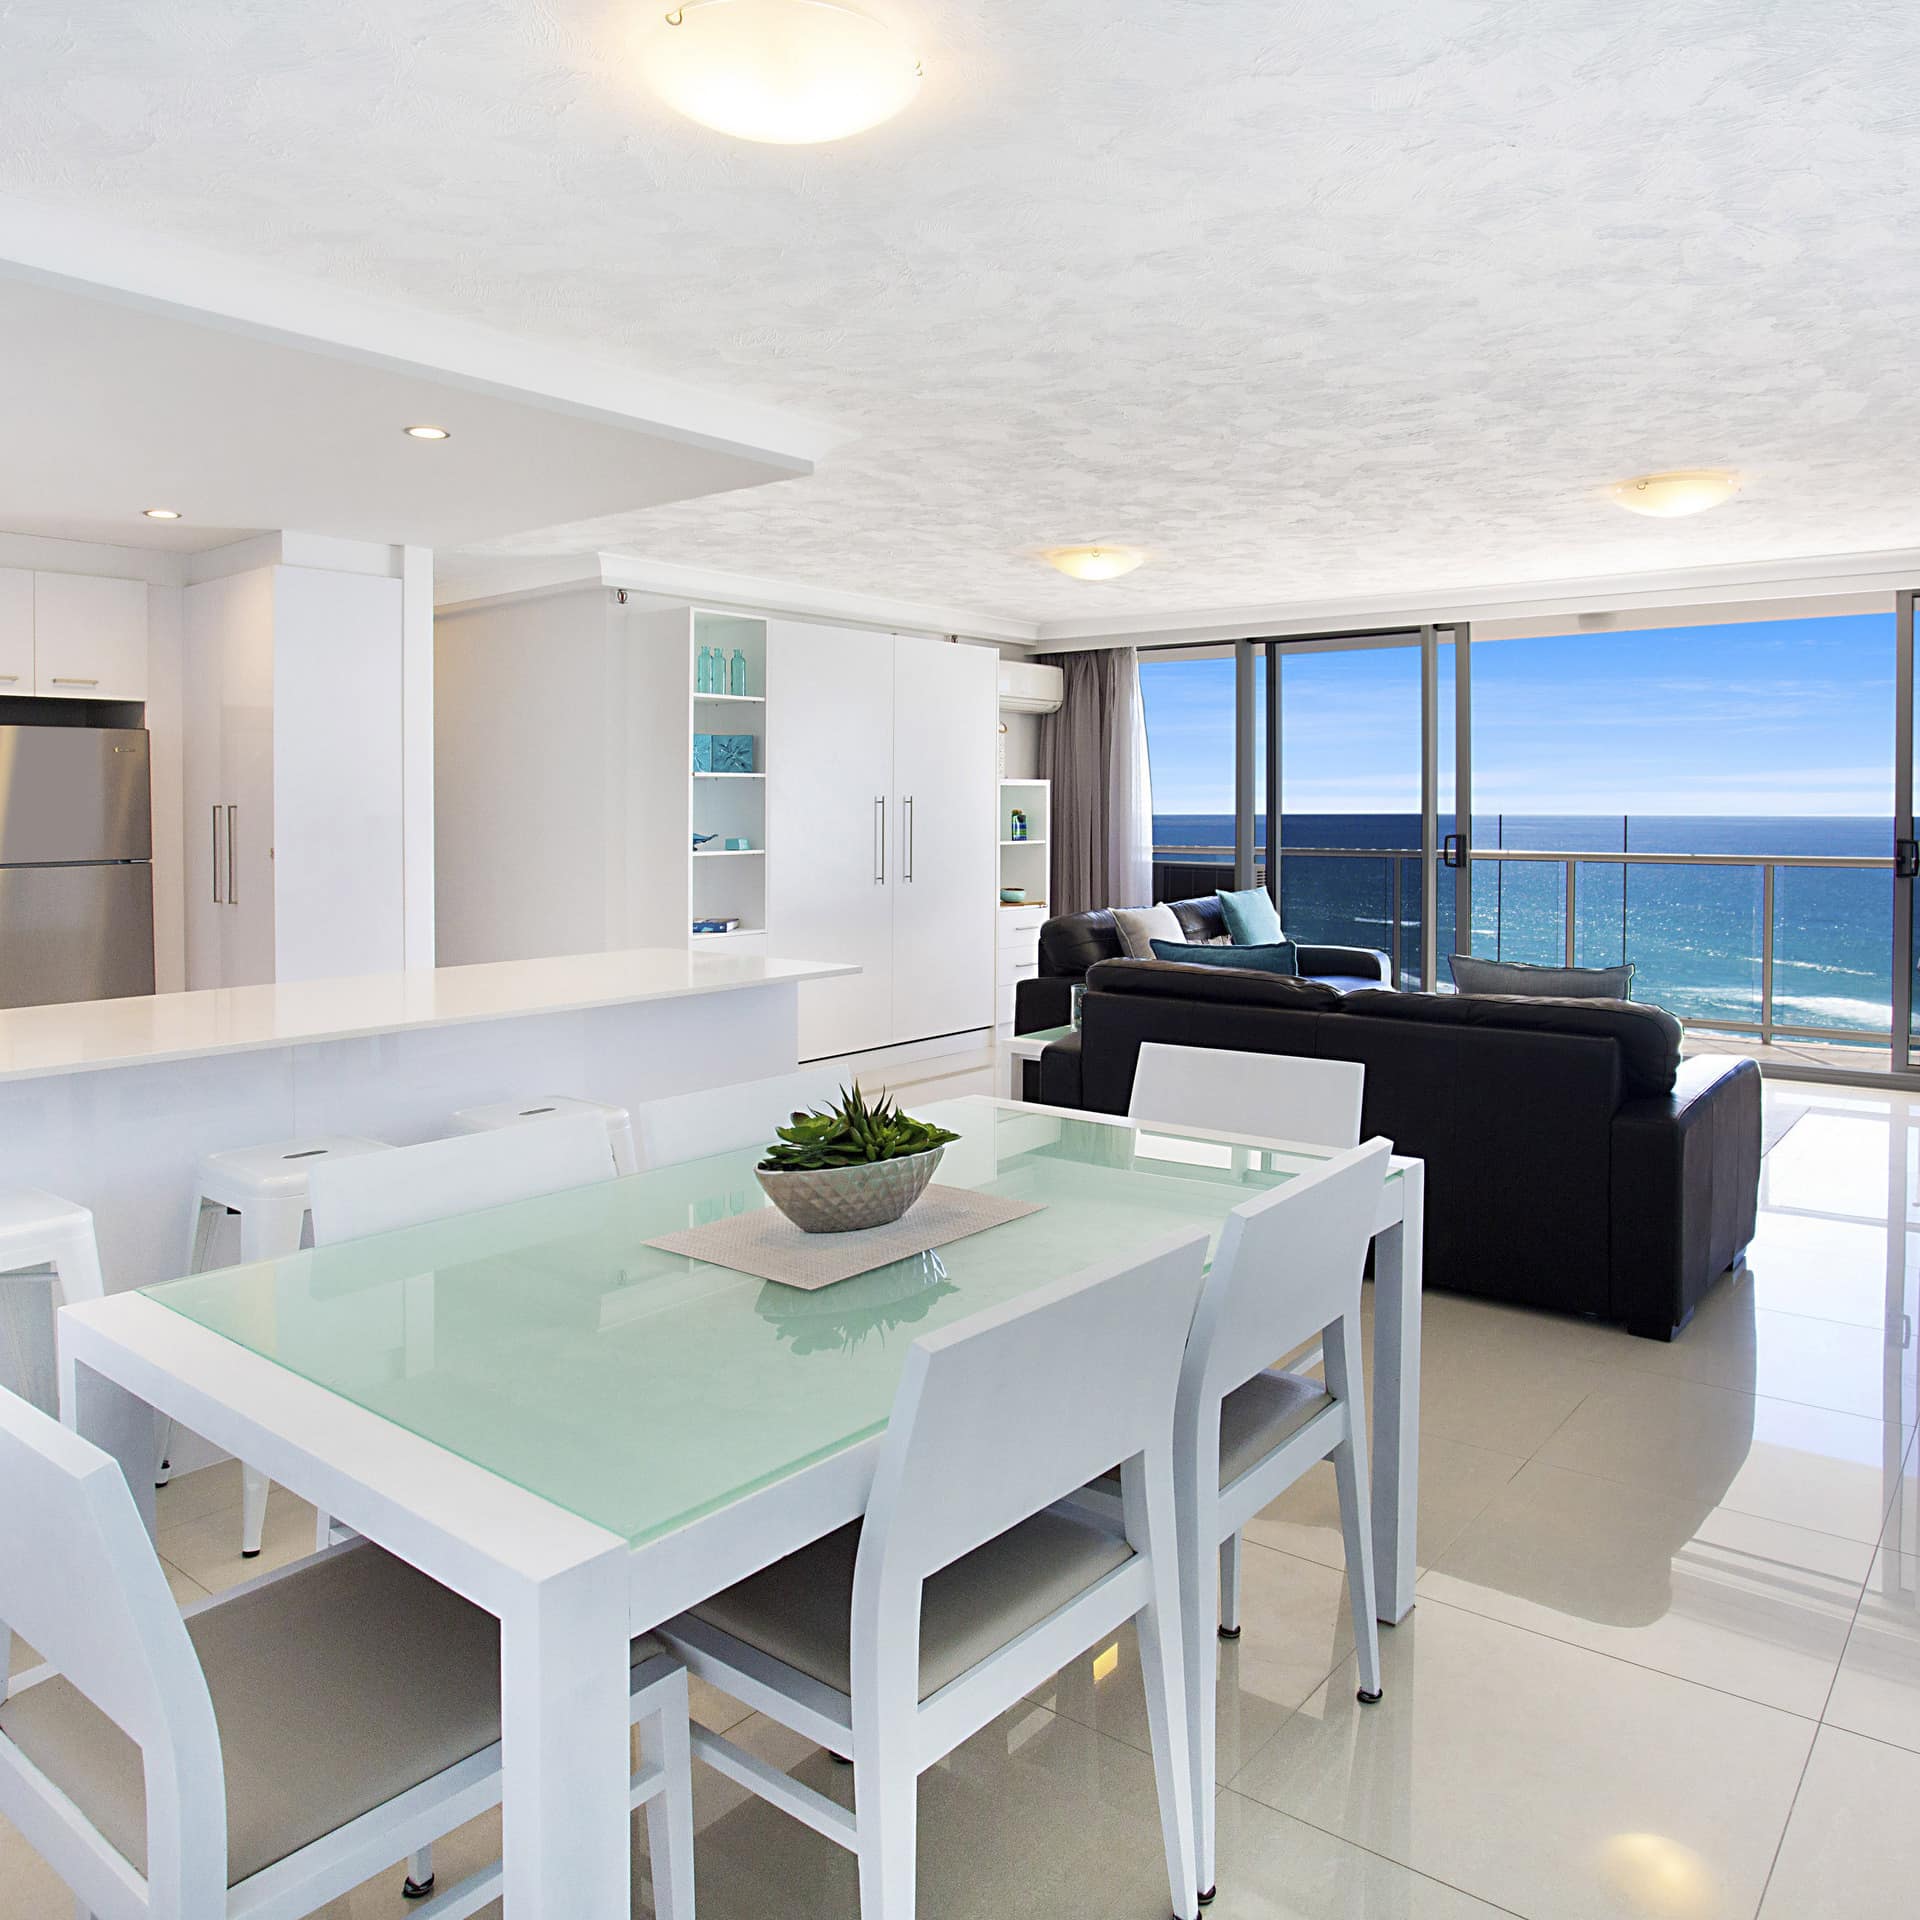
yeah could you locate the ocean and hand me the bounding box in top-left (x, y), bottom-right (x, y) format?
top-left (1151, 814), bottom-right (1897, 1037)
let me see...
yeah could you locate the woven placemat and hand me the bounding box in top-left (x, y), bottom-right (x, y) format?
top-left (645, 1185), bottom-right (1044, 1291)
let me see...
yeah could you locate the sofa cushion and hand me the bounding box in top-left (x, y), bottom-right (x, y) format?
top-left (1087, 958), bottom-right (1345, 1011)
top-left (1170, 896), bottom-right (1231, 943)
top-left (1449, 953), bottom-right (1636, 1000)
top-left (1111, 903), bottom-right (1184, 959)
top-left (1342, 989), bottom-right (1682, 1094)
top-left (1149, 937), bottom-right (1298, 974)
top-left (1218, 886), bottom-right (1285, 945)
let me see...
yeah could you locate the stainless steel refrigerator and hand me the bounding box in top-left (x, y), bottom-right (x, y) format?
top-left (0, 725), bottom-right (155, 1008)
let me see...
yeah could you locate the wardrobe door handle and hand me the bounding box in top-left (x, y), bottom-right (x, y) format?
top-left (227, 805), bottom-right (238, 906)
top-left (874, 796), bottom-right (886, 884)
top-left (902, 795), bottom-right (915, 882)
top-left (212, 807), bottom-right (223, 904)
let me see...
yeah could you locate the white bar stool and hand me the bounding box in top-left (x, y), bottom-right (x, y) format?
top-left (0, 1188), bottom-right (105, 1416)
top-left (183, 1134), bottom-right (392, 1558)
top-left (449, 1094), bottom-right (638, 1176)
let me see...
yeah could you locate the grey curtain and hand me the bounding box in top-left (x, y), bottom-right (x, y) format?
top-left (1036, 648), bottom-right (1154, 916)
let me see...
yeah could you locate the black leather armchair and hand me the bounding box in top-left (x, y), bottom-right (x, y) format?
top-left (1014, 895), bottom-right (1393, 1032)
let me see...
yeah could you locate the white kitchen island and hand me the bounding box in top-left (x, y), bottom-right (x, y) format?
top-left (0, 947), bottom-right (854, 1302)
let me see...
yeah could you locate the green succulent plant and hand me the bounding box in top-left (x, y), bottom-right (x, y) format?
top-left (758, 1084), bottom-right (960, 1173)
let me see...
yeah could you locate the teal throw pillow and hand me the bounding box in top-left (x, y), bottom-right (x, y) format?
top-left (1217, 886), bottom-right (1284, 945)
top-left (1150, 938), bottom-right (1298, 975)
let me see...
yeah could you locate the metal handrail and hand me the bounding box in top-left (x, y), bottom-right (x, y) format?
top-left (1150, 841), bottom-right (1897, 1049)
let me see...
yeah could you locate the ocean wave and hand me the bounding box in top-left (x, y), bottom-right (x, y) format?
top-left (1763, 992), bottom-right (1892, 1024)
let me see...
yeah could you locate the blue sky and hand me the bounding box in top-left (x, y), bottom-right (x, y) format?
top-left (1141, 614), bottom-right (1896, 817)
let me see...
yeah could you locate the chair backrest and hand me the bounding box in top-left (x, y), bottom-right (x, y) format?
top-left (0, 1387), bottom-right (225, 1908)
top-left (306, 1112), bottom-right (615, 1243)
top-left (1129, 1041), bottom-right (1364, 1149)
top-left (631, 1068), bottom-right (862, 1170)
top-left (1187, 1138), bottom-right (1391, 1412)
top-left (856, 1228), bottom-right (1209, 1599)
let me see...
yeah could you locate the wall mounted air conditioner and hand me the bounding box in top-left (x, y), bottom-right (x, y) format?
top-left (997, 659), bottom-right (1064, 715)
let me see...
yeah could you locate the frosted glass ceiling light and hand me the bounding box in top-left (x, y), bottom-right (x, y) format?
top-left (641, 0), bottom-right (923, 145)
top-left (1608, 469), bottom-right (1741, 517)
top-left (1043, 545), bottom-right (1146, 581)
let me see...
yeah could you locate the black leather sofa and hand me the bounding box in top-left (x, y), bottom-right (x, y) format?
top-left (1038, 959), bottom-right (1762, 1340)
top-left (1014, 896), bottom-right (1393, 1033)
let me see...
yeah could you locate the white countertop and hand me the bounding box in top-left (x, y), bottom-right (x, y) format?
top-left (0, 948), bottom-right (857, 1084)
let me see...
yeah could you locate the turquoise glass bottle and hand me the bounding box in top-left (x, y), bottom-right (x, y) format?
top-left (730, 648), bottom-right (750, 697)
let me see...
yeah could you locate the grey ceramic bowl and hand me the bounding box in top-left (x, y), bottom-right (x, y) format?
top-left (756, 1146), bottom-right (945, 1234)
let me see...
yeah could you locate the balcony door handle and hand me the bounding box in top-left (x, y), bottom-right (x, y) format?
top-left (1442, 832), bottom-right (1466, 870)
top-left (1898, 838), bottom-right (1920, 881)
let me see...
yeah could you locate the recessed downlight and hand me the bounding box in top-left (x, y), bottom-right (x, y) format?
top-left (142, 507), bottom-right (181, 520)
top-left (404, 424), bottom-right (451, 441)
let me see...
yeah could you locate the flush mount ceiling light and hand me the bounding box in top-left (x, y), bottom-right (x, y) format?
top-left (1607, 469), bottom-right (1741, 518)
top-left (639, 0), bottom-right (923, 145)
top-left (1043, 544), bottom-right (1147, 581)
top-left (141, 507), bottom-right (181, 520)
top-left (404, 424), bottom-right (451, 440)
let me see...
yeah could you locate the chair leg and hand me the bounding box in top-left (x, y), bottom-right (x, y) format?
top-left (638, 1671), bottom-right (696, 1920)
top-left (1218, 1533), bottom-right (1243, 1639)
top-left (239, 1463), bottom-right (270, 1558)
top-left (401, 1845), bottom-right (434, 1898)
top-left (852, 1750), bottom-right (918, 1920)
top-left (159, 1199), bottom-right (227, 1486)
top-left (1325, 1312), bottom-right (1383, 1702)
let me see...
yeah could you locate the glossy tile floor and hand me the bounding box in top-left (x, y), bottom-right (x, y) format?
top-left (5, 1078), bottom-right (1918, 1918)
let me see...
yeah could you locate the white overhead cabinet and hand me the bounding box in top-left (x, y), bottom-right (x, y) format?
top-left (768, 623), bottom-right (995, 1060)
top-left (0, 568), bottom-right (149, 700)
top-left (183, 565), bottom-right (406, 988)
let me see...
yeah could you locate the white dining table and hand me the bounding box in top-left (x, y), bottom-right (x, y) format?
top-left (59, 1095), bottom-right (1423, 1919)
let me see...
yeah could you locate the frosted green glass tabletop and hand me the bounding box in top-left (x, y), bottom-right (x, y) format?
top-left (145, 1097), bottom-right (1376, 1548)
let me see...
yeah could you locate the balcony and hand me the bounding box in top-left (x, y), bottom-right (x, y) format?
top-left (1152, 843), bottom-right (1898, 1077)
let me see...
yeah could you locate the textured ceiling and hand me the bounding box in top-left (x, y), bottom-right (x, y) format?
top-left (6, 1), bottom-right (1920, 625)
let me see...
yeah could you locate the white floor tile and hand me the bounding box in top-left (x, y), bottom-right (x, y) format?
top-left (1757, 1726), bottom-right (1920, 1919)
top-left (1231, 1600), bottom-right (1816, 1920)
top-left (1821, 1547), bottom-right (1920, 1753)
top-left (1534, 1366), bottom-right (1915, 1547)
top-left (157, 1482), bottom-right (321, 1594)
top-left (1420, 1458), bottom-right (1870, 1715)
top-left (1739, 1210), bottom-right (1919, 1331)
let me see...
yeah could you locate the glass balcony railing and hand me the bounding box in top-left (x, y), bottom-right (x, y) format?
top-left (1150, 843), bottom-right (1896, 1046)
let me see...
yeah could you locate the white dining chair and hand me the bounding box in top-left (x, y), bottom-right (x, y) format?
top-left (660, 1227), bottom-right (1212, 1920)
top-left (631, 1067), bottom-right (862, 1169)
top-left (0, 1385), bottom-right (514, 1920)
top-left (1128, 1042), bottom-right (1365, 1149)
top-left (1174, 1138), bottom-right (1391, 1904)
top-left (304, 1112), bottom-right (616, 1245)
top-left (300, 1111), bottom-right (693, 1908)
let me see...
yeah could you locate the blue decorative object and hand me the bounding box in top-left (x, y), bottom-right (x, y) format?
top-left (693, 832), bottom-right (718, 849)
top-left (725, 836), bottom-right (752, 851)
top-left (730, 648), bottom-right (750, 696)
top-left (692, 734), bottom-right (715, 772)
top-left (694, 645), bottom-right (713, 692)
top-left (711, 733), bottom-right (755, 773)
top-left (1150, 937), bottom-right (1299, 975)
top-left (1218, 886), bottom-right (1284, 945)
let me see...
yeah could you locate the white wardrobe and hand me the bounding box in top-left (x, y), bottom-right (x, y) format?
top-left (182, 564), bottom-right (407, 988)
top-left (766, 621), bottom-right (996, 1060)
top-left (433, 594), bottom-right (997, 1062)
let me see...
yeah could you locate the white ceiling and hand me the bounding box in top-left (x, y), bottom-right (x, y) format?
top-left (4, 1), bottom-right (1920, 623)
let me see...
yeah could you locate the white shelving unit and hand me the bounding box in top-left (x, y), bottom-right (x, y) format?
top-left (996, 778), bottom-right (1050, 1030)
top-left (689, 613), bottom-right (769, 947)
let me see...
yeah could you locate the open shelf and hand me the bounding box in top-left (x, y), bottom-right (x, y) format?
top-left (693, 771), bottom-right (765, 780)
top-left (692, 925), bottom-right (765, 940)
top-left (999, 837), bottom-right (1046, 847)
top-left (693, 847), bottom-right (764, 858)
top-left (694, 692), bottom-right (767, 705)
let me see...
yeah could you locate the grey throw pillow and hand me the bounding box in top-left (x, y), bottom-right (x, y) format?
top-left (1111, 903), bottom-right (1184, 959)
top-left (1448, 953), bottom-right (1635, 1001)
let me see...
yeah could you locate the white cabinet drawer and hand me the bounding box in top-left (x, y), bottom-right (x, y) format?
top-left (998, 904), bottom-right (1045, 945)
top-left (998, 926), bottom-right (1041, 969)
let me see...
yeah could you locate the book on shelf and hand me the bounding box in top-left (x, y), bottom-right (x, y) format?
top-left (692, 916), bottom-right (743, 935)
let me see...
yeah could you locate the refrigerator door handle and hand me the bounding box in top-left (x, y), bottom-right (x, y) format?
top-left (227, 805), bottom-right (238, 906)
top-left (212, 806), bottom-right (224, 904)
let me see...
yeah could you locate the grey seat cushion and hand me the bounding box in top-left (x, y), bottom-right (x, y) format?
top-left (691, 1509), bottom-right (1134, 1702)
top-left (0, 1548), bottom-right (667, 1886)
top-left (1220, 1371), bottom-right (1329, 1487)
top-left (1448, 953), bottom-right (1635, 1000)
